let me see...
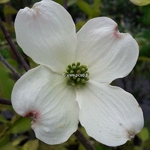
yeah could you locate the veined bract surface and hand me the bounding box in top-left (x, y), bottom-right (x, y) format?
top-left (11, 0), bottom-right (144, 147)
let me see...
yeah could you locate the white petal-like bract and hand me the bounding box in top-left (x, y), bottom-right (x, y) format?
top-left (12, 0), bottom-right (144, 147)
top-left (15, 0), bottom-right (77, 73)
top-left (76, 17), bottom-right (139, 83)
top-left (12, 66), bottom-right (79, 144)
top-left (76, 81), bottom-right (144, 146)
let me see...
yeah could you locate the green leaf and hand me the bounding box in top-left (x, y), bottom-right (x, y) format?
top-left (7, 58), bottom-right (24, 74)
top-left (76, 20), bottom-right (86, 30)
top-left (0, 135), bottom-right (9, 147)
top-left (0, 30), bottom-right (5, 40)
top-left (79, 144), bottom-right (86, 150)
top-left (4, 5), bottom-right (17, 15)
top-left (12, 136), bottom-right (28, 146)
top-left (0, 143), bottom-right (18, 150)
top-left (134, 146), bottom-right (143, 150)
top-left (0, 124), bottom-right (9, 138)
top-left (54, 0), bottom-right (63, 5)
top-left (39, 141), bottom-right (67, 150)
top-left (0, 0), bottom-right (10, 4)
top-left (0, 114), bottom-right (8, 123)
top-left (9, 117), bottom-right (31, 134)
top-left (93, 0), bottom-right (101, 9)
top-left (3, 22), bottom-right (15, 33)
top-left (137, 127), bottom-right (149, 142)
top-left (138, 56), bottom-right (150, 62)
top-left (76, 0), bottom-right (93, 17)
top-left (22, 140), bottom-right (39, 150)
top-left (0, 63), bottom-right (14, 99)
top-left (92, 0), bottom-right (101, 17)
top-left (67, 0), bottom-right (77, 6)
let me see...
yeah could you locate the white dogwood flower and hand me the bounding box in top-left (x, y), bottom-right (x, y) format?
top-left (11, 0), bottom-right (144, 147)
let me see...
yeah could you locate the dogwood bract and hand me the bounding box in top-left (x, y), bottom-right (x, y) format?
top-left (11, 0), bottom-right (144, 147)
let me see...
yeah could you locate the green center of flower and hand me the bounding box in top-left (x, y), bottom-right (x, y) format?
top-left (64, 62), bottom-right (89, 88)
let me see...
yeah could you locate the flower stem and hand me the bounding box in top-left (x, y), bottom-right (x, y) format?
top-left (0, 98), bottom-right (12, 105)
top-left (0, 53), bottom-right (21, 79)
top-left (74, 129), bottom-right (96, 150)
top-left (0, 18), bottom-right (30, 71)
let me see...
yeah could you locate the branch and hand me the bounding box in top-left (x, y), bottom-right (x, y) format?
top-left (0, 18), bottom-right (30, 71)
top-left (0, 53), bottom-right (21, 79)
top-left (74, 129), bottom-right (96, 150)
top-left (0, 98), bottom-right (12, 105)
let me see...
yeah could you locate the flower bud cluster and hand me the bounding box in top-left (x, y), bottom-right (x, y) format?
top-left (64, 62), bottom-right (89, 88)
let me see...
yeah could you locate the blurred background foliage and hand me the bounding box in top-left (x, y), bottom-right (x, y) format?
top-left (0, 0), bottom-right (150, 149)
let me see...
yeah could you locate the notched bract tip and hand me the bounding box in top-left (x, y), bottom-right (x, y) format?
top-left (25, 110), bottom-right (40, 127)
top-left (127, 130), bottom-right (136, 140)
top-left (113, 25), bottom-right (122, 38)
